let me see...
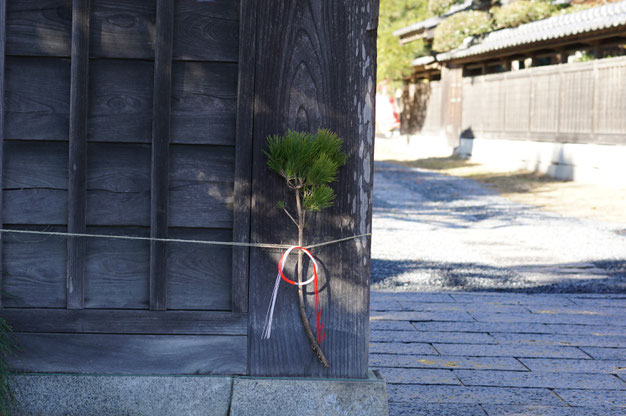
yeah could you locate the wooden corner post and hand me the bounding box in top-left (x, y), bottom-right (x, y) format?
top-left (247, 0), bottom-right (379, 378)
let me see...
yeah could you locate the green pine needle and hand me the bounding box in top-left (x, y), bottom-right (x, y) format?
top-left (265, 129), bottom-right (348, 218)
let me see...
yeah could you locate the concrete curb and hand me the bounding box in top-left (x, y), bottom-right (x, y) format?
top-left (12, 370), bottom-right (388, 416)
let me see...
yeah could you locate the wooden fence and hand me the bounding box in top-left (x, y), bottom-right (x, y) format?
top-left (404, 56), bottom-right (626, 146)
top-left (461, 57), bottom-right (626, 145)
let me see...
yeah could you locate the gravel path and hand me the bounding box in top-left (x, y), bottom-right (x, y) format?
top-left (371, 161), bottom-right (626, 293)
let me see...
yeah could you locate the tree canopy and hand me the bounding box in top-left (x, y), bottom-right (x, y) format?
top-left (377, 0), bottom-right (430, 84)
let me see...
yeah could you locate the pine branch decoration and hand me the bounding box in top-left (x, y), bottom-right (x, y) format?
top-left (265, 129), bottom-right (348, 367)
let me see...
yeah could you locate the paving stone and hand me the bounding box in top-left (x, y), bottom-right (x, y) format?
top-left (398, 301), bottom-right (529, 314)
top-left (433, 343), bottom-right (590, 359)
top-left (370, 320), bottom-right (415, 331)
top-left (371, 330), bottom-right (496, 344)
top-left (450, 293), bottom-right (577, 306)
top-left (483, 405), bottom-right (626, 416)
top-left (520, 358), bottom-right (626, 374)
top-left (388, 385), bottom-right (562, 405)
top-left (527, 305), bottom-right (626, 316)
top-left (470, 312), bottom-right (621, 326)
top-left (555, 389), bottom-right (626, 407)
top-left (566, 298), bottom-right (626, 308)
top-left (544, 324), bottom-right (622, 336)
top-left (370, 354), bottom-right (526, 371)
top-left (454, 370), bottom-right (626, 389)
top-left (377, 368), bottom-right (460, 385)
top-left (389, 402), bottom-right (487, 416)
top-left (412, 321), bottom-right (621, 335)
top-left (370, 300), bottom-right (404, 311)
top-left (493, 333), bottom-right (626, 348)
top-left (372, 292), bottom-right (455, 303)
top-left (580, 347), bottom-right (626, 360)
top-left (369, 342), bottom-right (437, 355)
top-left (371, 311), bottom-right (474, 322)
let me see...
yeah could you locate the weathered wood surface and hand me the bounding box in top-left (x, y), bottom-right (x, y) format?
top-left (167, 228), bottom-right (232, 311)
top-left (2, 226), bottom-right (232, 310)
top-left (0, 0), bottom-right (7, 307)
top-left (3, 142), bottom-right (234, 228)
top-left (6, 0), bottom-right (72, 57)
top-left (171, 61), bottom-right (238, 145)
top-left (10, 333), bottom-right (247, 375)
top-left (4, 59), bottom-right (236, 144)
top-left (230, 1), bottom-right (257, 314)
top-left (67, 0), bottom-right (91, 310)
top-left (248, 0), bottom-right (378, 378)
top-left (2, 226), bottom-right (67, 308)
top-left (4, 57), bottom-right (70, 141)
top-left (149, 0), bottom-right (174, 311)
top-left (2, 309), bottom-right (246, 335)
top-left (6, 0), bottom-right (238, 60)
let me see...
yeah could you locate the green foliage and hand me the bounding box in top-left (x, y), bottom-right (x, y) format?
top-left (433, 10), bottom-right (493, 52)
top-left (377, 0), bottom-right (430, 83)
top-left (0, 318), bottom-right (17, 415)
top-left (491, 0), bottom-right (556, 29)
top-left (265, 129), bottom-right (348, 213)
top-left (429, 0), bottom-right (464, 16)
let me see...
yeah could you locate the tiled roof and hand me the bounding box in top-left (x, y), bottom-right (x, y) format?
top-left (411, 55), bottom-right (437, 67)
top-left (437, 0), bottom-right (626, 61)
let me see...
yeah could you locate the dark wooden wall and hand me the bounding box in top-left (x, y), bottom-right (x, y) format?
top-left (0, 0), bottom-right (377, 379)
top-left (248, 0), bottom-right (378, 378)
top-left (1, 0), bottom-right (249, 375)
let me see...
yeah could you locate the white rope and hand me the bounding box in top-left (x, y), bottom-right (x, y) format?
top-left (0, 228), bottom-right (370, 250)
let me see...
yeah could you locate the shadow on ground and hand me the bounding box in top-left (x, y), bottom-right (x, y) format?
top-left (371, 258), bottom-right (626, 294)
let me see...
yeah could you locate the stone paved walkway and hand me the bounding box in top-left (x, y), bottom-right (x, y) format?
top-left (370, 291), bottom-right (626, 416)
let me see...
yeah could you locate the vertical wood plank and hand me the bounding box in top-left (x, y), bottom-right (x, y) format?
top-left (0, 0), bottom-right (5, 307)
top-left (150, 0), bottom-right (174, 311)
top-left (231, 0), bottom-right (257, 313)
top-left (247, 0), bottom-right (378, 378)
top-left (67, 0), bottom-right (91, 310)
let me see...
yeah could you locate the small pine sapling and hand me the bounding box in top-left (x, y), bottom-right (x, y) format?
top-left (265, 129), bottom-right (348, 367)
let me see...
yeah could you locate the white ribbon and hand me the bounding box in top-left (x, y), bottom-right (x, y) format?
top-left (261, 246), bottom-right (318, 340)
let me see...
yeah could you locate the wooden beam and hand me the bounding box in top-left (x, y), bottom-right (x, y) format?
top-left (149, 0), bottom-right (174, 311)
top-left (0, 0), bottom-right (5, 308)
top-left (2, 309), bottom-right (247, 335)
top-left (231, 0), bottom-right (257, 314)
top-left (67, 0), bottom-right (91, 310)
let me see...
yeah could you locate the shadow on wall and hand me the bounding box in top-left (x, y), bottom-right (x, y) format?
top-left (371, 258), bottom-right (626, 294)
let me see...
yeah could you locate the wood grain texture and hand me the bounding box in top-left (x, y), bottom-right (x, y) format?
top-left (10, 333), bottom-right (247, 375)
top-left (67, 0), bottom-right (91, 309)
top-left (1, 226), bottom-right (67, 308)
top-left (84, 227), bottom-right (149, 309)
top-left (4, 57), bottom-right (70, 141)
top-left (0, 0), bottom-right (6, 307)
top-left (248, 0), bottom-right (377, 378)
top-left (173, 0), bottom-right (238, 62)
top-left (3, 309), bottom-right (247, 335)
top-left (90, 0), bottom-right (155, 59)
top-left (5, 0), bottom-right (72, 57)
top-left (171, 61), bottom-right (238, 145)
top-left (88, 59), bottom-right (154, 142)
top-left (167, 228), bottom-right (232, 311)
top-left (231, 1), bottom-right (257, 314)
top-left (149, 0), bottom-right (174, 311)
top-left (3, 142), bottom-right (234, 227)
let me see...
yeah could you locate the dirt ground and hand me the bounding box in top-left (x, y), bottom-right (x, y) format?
top-left (375, 154), bottom-right (626, 225)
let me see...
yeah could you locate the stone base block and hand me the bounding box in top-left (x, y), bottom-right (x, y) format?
top-left (13, 370), bottom-right (388, 416)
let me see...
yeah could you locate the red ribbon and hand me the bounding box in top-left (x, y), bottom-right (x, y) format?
top-left (278, 246), bottom-right (325, 343)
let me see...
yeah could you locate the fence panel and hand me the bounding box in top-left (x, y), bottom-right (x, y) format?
top-left (459, 56), bottom-right (626, 145)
